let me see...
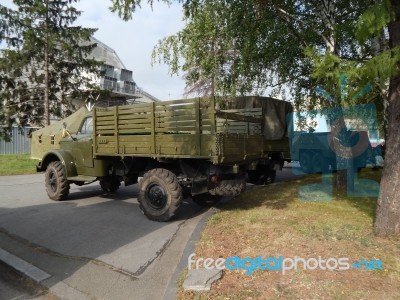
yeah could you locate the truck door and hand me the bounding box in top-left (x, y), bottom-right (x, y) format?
top-left (73, 117), bottom-right (94, 169)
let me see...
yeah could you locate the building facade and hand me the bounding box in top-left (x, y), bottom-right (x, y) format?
top-left (74, 37), bottom-right (159, 108)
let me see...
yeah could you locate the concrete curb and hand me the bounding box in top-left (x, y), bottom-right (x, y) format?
top-left (0, 248), bottom-right (51, 283)
top-left (163, 205), bottom-right (218, 300)
top-left (0, 248), bottom-right (89, 300)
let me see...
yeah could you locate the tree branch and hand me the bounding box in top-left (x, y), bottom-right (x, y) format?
top-left (274, 6), bottom-right (334, 51)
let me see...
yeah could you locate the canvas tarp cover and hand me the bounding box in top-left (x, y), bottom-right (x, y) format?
top-left (222, 96), bottom-right (293, 140)
top-left (31, 107), bottom-right (89, 159)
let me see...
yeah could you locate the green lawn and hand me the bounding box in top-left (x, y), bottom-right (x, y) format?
top-left (0, 154), bottom-right (39, 176)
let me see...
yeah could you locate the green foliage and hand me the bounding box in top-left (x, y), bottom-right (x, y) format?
top-left (114, 0), bottom-right (396, 134)
top-left (359, 48), bottom-right (400, 84)
top-left (153, 0), bottom-right (244, 95)
top-left (151, 0), bottom-right (382, 103)
top-left (353, 0), bottom-right (400, 88)
top-left (0, 0), bottom-right (101, 139)
top-left (109, 0), bottom-right (169, 21)
top-left (356, 0), bottom-right (394, 43)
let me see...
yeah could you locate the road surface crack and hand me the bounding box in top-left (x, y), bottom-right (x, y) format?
top-left (133, 206), bottom-right (206, 276)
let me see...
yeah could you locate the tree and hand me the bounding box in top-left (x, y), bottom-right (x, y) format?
top-left (111, 0), bottom-right (400, 235)
top-left (373, 0), bottom-right (400, 235)
top-left (151, 1), bottom-right (381, 97)
top-left (152, 1), bottom-right (241, 96)
top-left (309, 0), bottom-right (400, 235)
top-left (0, 0), bottom-right (101, 135)
top-left (151, 0), bottom-right (384, 192)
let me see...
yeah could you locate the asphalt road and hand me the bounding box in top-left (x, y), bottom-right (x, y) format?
top-left (0, 173), bottom-right (205, 272)
top-left (0, 173), bottom-right (208, 299)
top-left (0, 166), bottom-right (301, 300)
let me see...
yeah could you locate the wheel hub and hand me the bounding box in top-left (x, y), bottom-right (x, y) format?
top-left (48, 171), bottom-right (57, 192)
top-left (147, 184), bottom-right (167, 209)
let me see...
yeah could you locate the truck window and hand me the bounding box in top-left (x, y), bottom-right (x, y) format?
top-left (80, 117), bottom-right (93, 135)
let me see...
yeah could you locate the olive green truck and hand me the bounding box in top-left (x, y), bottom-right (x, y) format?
top-left (32, 96), bottom-right (292, 221)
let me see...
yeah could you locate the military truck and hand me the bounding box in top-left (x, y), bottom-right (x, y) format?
top-left (32, 96), bottom-right (292, 221)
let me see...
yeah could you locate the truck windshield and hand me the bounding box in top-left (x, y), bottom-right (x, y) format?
top-left (80, 117), bottom-right (93, 135)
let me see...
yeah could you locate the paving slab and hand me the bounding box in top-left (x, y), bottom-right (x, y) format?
top-left (183, 268), bottom-right (223, 291)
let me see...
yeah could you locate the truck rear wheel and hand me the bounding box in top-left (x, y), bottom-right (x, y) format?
top-left (264, 169), bottom-right (276, 184)
top-left (138, 168), bottom-right (183, 222)
top-left (45, 161), bottom-right (70, 201)
top-left (248, 168), bottom-right (276, 185)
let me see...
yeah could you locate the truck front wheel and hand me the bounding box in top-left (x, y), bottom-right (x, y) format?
top-left (45, 161), bottom-right (70, 201)
top-left (138, 168), bottom-right (183, 221)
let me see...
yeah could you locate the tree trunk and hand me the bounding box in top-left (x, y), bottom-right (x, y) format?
top-left (317, 0), bottom-right (336, 54)
top-left (317, 0), bottom-right (353, 193)
top-left (329, 112), bottom-right (354, 194)
top-left (44, 0), bottom-right (50, 126)
top-left (374, 0), bottom-right (400, 236)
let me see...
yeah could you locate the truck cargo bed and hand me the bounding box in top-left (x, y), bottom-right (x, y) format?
top-left (93, 97), bottom-right (290, 164)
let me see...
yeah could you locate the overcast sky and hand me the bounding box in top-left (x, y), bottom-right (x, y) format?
top-left (2, 0), bottom-right (187, 101)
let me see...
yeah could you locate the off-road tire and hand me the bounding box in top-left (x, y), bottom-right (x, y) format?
top-left (192, 194), bottom-right (222, 207)
top-left (100, 176), bottom-right (121, 193)
top-left (212, 180), bottom-right (246, 196)
top-left (45, 161), bottom-right (70, 201)
top-left (264, 169), bottom-right (276, 184)
top-left (247, 170), bottom-right (263, 184)
top-left (248, 168), bottom-right (276, 185)
top-left (138, 168), bottom-right (183, 222)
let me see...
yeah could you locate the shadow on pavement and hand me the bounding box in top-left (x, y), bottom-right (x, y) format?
top-left (0, 181), bottom-right (207, 297)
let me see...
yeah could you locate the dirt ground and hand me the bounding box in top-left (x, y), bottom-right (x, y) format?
top-left (178, 170), bottom-right (400, 299)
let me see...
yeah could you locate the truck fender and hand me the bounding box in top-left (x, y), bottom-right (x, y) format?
top-left (37, 150), bottom-right (77, 177)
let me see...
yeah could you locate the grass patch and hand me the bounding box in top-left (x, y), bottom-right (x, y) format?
top-left (0, 154), bottom-right (39, 175)
top-left (179, 169), bottom-right (400, 299)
